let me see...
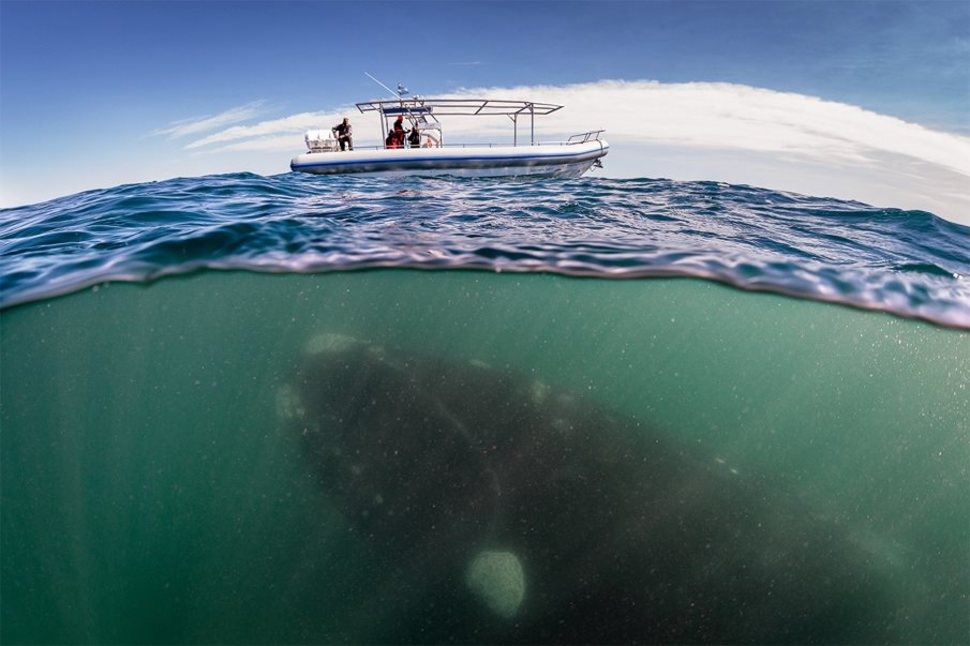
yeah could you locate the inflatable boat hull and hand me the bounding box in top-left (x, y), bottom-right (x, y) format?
top-left (290, 140), bottom-right (609, 179)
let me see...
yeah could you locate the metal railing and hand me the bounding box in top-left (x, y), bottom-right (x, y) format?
top-left (567, 130), bottom-right (605, 144)
top-left (305, 133), bottom-right (606, 153)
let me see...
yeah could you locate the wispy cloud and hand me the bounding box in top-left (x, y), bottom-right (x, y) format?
top-left (184, 110), bottom-right (352, 149)
top-left (154, 101), bottom-right (268, 139)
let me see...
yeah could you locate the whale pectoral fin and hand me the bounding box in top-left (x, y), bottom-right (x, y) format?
top-left (466, 551), bottom-right (526, 620)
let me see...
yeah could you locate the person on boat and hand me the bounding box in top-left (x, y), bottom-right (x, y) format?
top-left (385, 131), bottom-right (400, 149)
top-left (408, 124), bottom-right (421, 148)
top-left (392, 115), bottom-right (407, 146)
top-left (332, 117), bottom-right (353, 151)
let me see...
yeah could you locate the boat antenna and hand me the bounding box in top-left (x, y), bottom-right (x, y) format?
top-left (365, 72), bottom-right (406, 100)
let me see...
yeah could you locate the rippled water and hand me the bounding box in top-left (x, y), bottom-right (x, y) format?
top-left (1, 174), bottom-right (968, 643)
top-left (2, 173), bottom-right (968, 327)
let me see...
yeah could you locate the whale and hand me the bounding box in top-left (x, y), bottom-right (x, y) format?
top-left (279, 333), bottom-right (900, 643)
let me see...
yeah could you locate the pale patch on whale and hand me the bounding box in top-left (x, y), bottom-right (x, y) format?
top-left (530, 380), bottom-right (551, 405)
top-left (276, 384), bottom-right (304, 421)
top-left (305, 332), bottom-right (363, 356)
top-left (466, 551), bottom-right (526, 619)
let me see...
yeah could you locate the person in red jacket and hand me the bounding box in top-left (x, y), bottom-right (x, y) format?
top-left (392, 115), bottom-right (407, 147)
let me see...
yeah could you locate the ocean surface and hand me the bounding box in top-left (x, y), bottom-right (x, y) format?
top-left (1, 173), bottom-right (968, 643)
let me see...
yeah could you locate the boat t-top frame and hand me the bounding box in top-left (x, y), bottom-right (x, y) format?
top-left (293, 75), bottom-right (607, 176)
top-left (355, 98), bottom-right (565, 147)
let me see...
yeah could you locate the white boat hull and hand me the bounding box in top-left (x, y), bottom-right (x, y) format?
top-left (290, 140), bottom-right (609, 179)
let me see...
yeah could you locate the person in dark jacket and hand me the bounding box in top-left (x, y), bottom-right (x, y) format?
top-left (332, 117), bottom-right (353, 151)
top-left (408, 124), bottom-right (421, 148)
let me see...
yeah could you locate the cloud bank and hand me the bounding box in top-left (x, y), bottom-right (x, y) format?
top-left (185, 80), bottom-right (969, 171)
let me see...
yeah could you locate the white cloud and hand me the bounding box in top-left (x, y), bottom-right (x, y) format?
top-left (191, 80), bottom-right (970, 175)
top-left (153, 101), bottom-right (267, 139)
top-left (439, 80), bottom-right (970, 176)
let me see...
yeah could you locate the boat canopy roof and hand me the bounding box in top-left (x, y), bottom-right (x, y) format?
top-left (355, 98), bottom-right (564, 117)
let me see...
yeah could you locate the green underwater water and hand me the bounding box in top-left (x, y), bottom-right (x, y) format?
top-left (1, 269), bottom-right (968, 644)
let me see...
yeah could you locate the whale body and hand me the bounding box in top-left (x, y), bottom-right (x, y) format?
top-left (280, 334), bottom-right (899, 643)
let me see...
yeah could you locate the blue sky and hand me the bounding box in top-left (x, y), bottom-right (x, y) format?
top-left (2, 1), bottom-right (968, 221)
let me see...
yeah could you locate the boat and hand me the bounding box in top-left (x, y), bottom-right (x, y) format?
top-left (290, 95), bottom-right (609, 179)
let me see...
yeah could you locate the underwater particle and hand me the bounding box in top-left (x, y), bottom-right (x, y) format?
top-left (466, 550), bottom-right (526, 619)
